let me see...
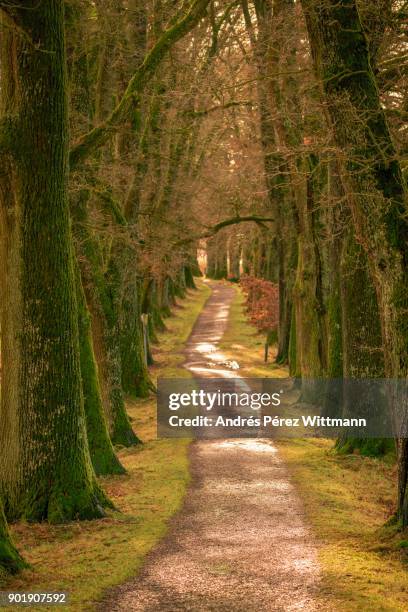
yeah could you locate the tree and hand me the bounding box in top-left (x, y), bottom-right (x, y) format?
top-left (0, 2), bottom-right (110, 521)
top-left (301, 0), bottom-right (408, 526)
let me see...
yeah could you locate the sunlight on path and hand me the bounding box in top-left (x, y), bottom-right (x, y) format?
top-left (102, 281), bottom-right (322, 611)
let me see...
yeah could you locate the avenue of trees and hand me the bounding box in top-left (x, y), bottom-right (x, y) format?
top-left (0, 0), bottom-right (407, 574)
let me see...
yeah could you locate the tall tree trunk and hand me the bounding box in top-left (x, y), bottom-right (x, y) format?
top-left (301, 0), bottom-right (408, 525)
top-left (76, 264), bottom-right (126, 474)
top-left (120, 274), bottom-right (152, 398)
top-left (94, 245), bottom-right (142, 446)
top-left (292, 156), bottom-right (326, 398)
top-left (254, 0), bottom-right (326, 384)
top-left (65, 9), bottom-right (127, 472)
top-left (337, 225), bottom-right (388, 455)
top-left (0, 3), bottom-right (110, 521)
top-left (244, 0), bottom-right (296, 362)
top-left (276, 221), bottom-right (297, 364)
top-left (321, 160), bottom-right (344, 418)
top-left (73, 193), bottom-right (141, 447)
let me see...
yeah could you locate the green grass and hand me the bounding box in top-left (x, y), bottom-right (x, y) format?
top-left (219, 284), bottom-right (287, 378)
top-left (150, 278), bottom-right (211, 379)
top-left (2, 279), bottom-right (211, 611)
top-left (277, 439), bottom-right (408, 611)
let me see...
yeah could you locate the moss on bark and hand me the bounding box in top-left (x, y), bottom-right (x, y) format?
top-left (301, 0), bottom-right (408, 522)
top-left (72, 194), bottom-right (142, 448)
top-left (0, 3), bottom-right (112, 521)
top-left (0, 499), bottom-right (26, 576)
top-left (76, 266), bottom-right (126, 475)
top-left (120, 277), bottom-right (152, 398)
top-left (336, 228), bottom-right (387, 456)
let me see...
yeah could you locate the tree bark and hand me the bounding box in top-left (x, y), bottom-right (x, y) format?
top-left (292, 156), bottom-right (325, 397)
top-left (120, 274), bottom-right (152, 398)
top-left (0, 498), bottom-right (25, 575)
top-left (301, 0), bottom-right (408, 525)
top-left (321, 160), bottom-right (344, 418)
top-left (75, 263), bottom-right (126, 474)
top-left (336, 225), bottom-right (389, 455)
top-left (0, 3), bottom-right (110, 521)
top-left (65, 4), bottom-right (137, 461)
top-left (76, 215), bottom-right (142, 447)
top-left (243, 0), bottom-right (296, 364)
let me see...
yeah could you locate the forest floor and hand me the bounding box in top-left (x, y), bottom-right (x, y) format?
top-left (3, 280), bottom-right (407, 611)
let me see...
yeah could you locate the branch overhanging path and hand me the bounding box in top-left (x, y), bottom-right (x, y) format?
top-left (174, 215), bottom-right (275, 246)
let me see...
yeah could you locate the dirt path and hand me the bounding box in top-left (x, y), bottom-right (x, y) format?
top-left (102, 281), bottom-right (322, 611)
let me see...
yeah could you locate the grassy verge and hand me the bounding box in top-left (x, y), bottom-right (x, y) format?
top-left (222, 282), bottom-right (408, 612)
top-left (219, 283), bottom-right (286, 378)
top-left (3, 279), bottom-right (211, 611)
top-left (277, 439), bottom-right (407, 611)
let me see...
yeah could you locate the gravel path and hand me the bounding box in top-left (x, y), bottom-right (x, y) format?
top-left (101, 281), bottom-right (322, 611)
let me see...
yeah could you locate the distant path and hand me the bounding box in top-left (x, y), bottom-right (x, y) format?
top-left (102, 281), bottom-right (322, 611)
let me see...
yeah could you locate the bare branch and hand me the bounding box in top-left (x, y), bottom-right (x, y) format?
top-left (186, 100), bottom-right (254, 117)
top-left (69, 0), bottom-right (211, 169)
top-left (174, 215), bottom-right (275, 246)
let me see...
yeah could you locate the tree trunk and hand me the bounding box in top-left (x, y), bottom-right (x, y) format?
top-left (0, 3), bottom-right (109, 521)
top-left (207, 235), bottom-right (228, 279)
top-left (276, 229), bottom-right (296, 364)
top-left (0, 498), bottom-right (25, 576)
top-left (72, 192), bottom-right (141, 447)
top-left (337, 225), bottom-right (388, 455)
top-left (120, 274), bottom-right (152, 398)
top-left (99, 251), bottom-right (143, 446)
top-left (253, 0), bottom-right (325, 383)
top-left (321, 161), bottom-right (344, 417)
top-left (292, 156), bottom-right (325, 398)
top-left (288, 305), bottom-right (301, 377)
top-left (301, 0), bottom-right (408, 525)
top-left (76, 264), bottom-right (126, 475)
top-left (184, 265), bottom-right (197, 289)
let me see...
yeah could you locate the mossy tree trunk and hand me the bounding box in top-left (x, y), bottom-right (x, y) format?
top-left (66, 8), bottom-right (127, 472)
top-left (0, 498), bottom-right (25, 576)
top-left (341, 237), bottom-right (384, 378)
top-left (0, 3), bottom-right (110, 522)
top-left (336, 226), bottom-right (390, 456)
top-left (207, 235), bottom-right (228, 279)
top-left (184, 265), bottom-right (197, 289)
top-left (75, 263), bottom-right (126, 475)
top-left (66, 1), bottom-right (144, 446)
top-left (302, 0), bottom-right (408, 525)
top-left (254, 0), bottom-right (325, 387)
top-left (160, 277), bottom-right (173, 318)
top-left (288, 305), bottom-right (301, 377)
top-left (292, 156), bottom-right (326, 398)
top-left (244, 0), bottom-right (296, 364)
top-left (321, 161), bottom-right (344, 418)
top-left (276, 218), bottom-right (297, 365)
top-left (93, 240), bottom-right (142, 446)
top-left (120, 274), bottom-right (152, 398)
top-left (118, 83), bottom-right (158, 398)
top-left (72, 192), bottom-right (141, 448)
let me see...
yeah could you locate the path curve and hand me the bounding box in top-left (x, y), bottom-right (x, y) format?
top-left (101, 281), bottom-right (322, 611)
